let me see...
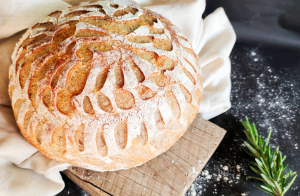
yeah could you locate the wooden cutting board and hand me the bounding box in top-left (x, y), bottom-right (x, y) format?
top-left (63, 115), bottom-right (226, 196)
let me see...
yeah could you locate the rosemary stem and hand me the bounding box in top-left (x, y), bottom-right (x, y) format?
top-left (241, 117), bottom-right (297, 196)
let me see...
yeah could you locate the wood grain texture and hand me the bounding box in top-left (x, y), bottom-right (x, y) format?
top-left (63, 170), bottom-right (110, 196)
top-left (64, 115), bottom-right (226, 196)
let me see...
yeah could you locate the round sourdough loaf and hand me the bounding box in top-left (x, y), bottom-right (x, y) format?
top-left (9, 1), bottom-right (203, 171)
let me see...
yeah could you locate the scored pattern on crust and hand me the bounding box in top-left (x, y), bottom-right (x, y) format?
top-left (9, 1), bottom-right (203, 171)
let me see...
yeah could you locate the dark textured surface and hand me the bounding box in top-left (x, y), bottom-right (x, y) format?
top-left (185, 43), bottom-right (300, 196)
top-left (204, 0), bottom-right (300, 49)
top-left (58, 173), bottom-right (89, 196)
top-left (57, 0), bottom-right (300, 195)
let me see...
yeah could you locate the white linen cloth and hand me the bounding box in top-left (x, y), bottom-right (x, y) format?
top-left (0, 0), bottom-right (236, 195)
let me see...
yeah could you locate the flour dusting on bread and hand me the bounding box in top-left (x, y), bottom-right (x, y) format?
top-left (9, 0), bottom-right (202, 171)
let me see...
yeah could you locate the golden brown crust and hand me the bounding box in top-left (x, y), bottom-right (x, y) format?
top-left (9, 1), bottom-right (203, 171)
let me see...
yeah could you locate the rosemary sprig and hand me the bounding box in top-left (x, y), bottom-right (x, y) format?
top-left (241, 117), bottom-right (297, 196)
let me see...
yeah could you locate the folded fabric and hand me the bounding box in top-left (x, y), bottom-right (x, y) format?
top-left (0, 0), bottom-right (236, 195)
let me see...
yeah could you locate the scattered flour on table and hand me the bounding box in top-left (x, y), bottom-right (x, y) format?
top-left (186, 162), bottom-right (248, 195)
top-left (186, 47), bottom-right (300, 196)
top-left (231, 48), bottom-right (300, 149)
